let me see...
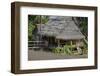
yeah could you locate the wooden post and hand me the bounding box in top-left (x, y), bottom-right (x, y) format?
top-left (47, 37), bottom-right (49, 47)
top-left (70, 41), bottom-right (73, 51)
top-left (76, 40), bottom-right (82, 54)
top-left (58, 40), bottom-right (60, 47)
top-left (40, 15), bottom-right (42, 40)
top-left (55, 38), bottom-right (56, 43)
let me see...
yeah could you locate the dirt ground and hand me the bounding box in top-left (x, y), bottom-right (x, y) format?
top-left (28, 49), bottom-right (88, 61)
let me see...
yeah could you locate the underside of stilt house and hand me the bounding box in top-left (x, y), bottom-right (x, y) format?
top-left (33, 16), bottom-right (85, 53)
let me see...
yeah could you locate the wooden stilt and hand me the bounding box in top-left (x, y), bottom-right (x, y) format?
top-left (76, 40), bottom-right (82, 54)
top-left (58, 40), bottom-right (60, 47)
top-left (55, 38), bottom-right (56, 43)
top-left (70, 41), bottom-right (73, 51)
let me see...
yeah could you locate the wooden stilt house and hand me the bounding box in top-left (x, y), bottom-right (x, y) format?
top-left (35, 16), bottom-right (85, 53)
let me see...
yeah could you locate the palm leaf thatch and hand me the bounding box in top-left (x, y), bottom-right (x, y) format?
top-left (37, 16), bottom-right (85, 40)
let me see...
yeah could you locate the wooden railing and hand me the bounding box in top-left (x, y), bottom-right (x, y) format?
top-left (28, 41), bottom-right (46, 49)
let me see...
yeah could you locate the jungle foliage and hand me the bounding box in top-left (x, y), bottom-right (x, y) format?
top-left (52, 41), bottom-right (88, 55)
top-left (28, 15), bottom-right (49, 41)
top-left (73, 17), bottom-right (88, 40)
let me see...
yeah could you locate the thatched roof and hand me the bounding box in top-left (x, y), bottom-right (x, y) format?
top-left (37, 16), bottom-right (85, 40)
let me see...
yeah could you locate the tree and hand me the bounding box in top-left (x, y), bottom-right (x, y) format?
top-left (28, 15), bottom-right (49, 41)
top-left (73, 17), bottom-right (88, 40)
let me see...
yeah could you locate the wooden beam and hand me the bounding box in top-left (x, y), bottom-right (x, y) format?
top-left (83, 38), bottom-right (88, 44)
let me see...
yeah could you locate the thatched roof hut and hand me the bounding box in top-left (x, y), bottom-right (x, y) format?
top-left (37, 16), bottom-right (85, 40)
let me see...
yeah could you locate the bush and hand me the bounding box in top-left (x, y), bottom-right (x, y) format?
top-left (52, 44), bottom-right (73, 55)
